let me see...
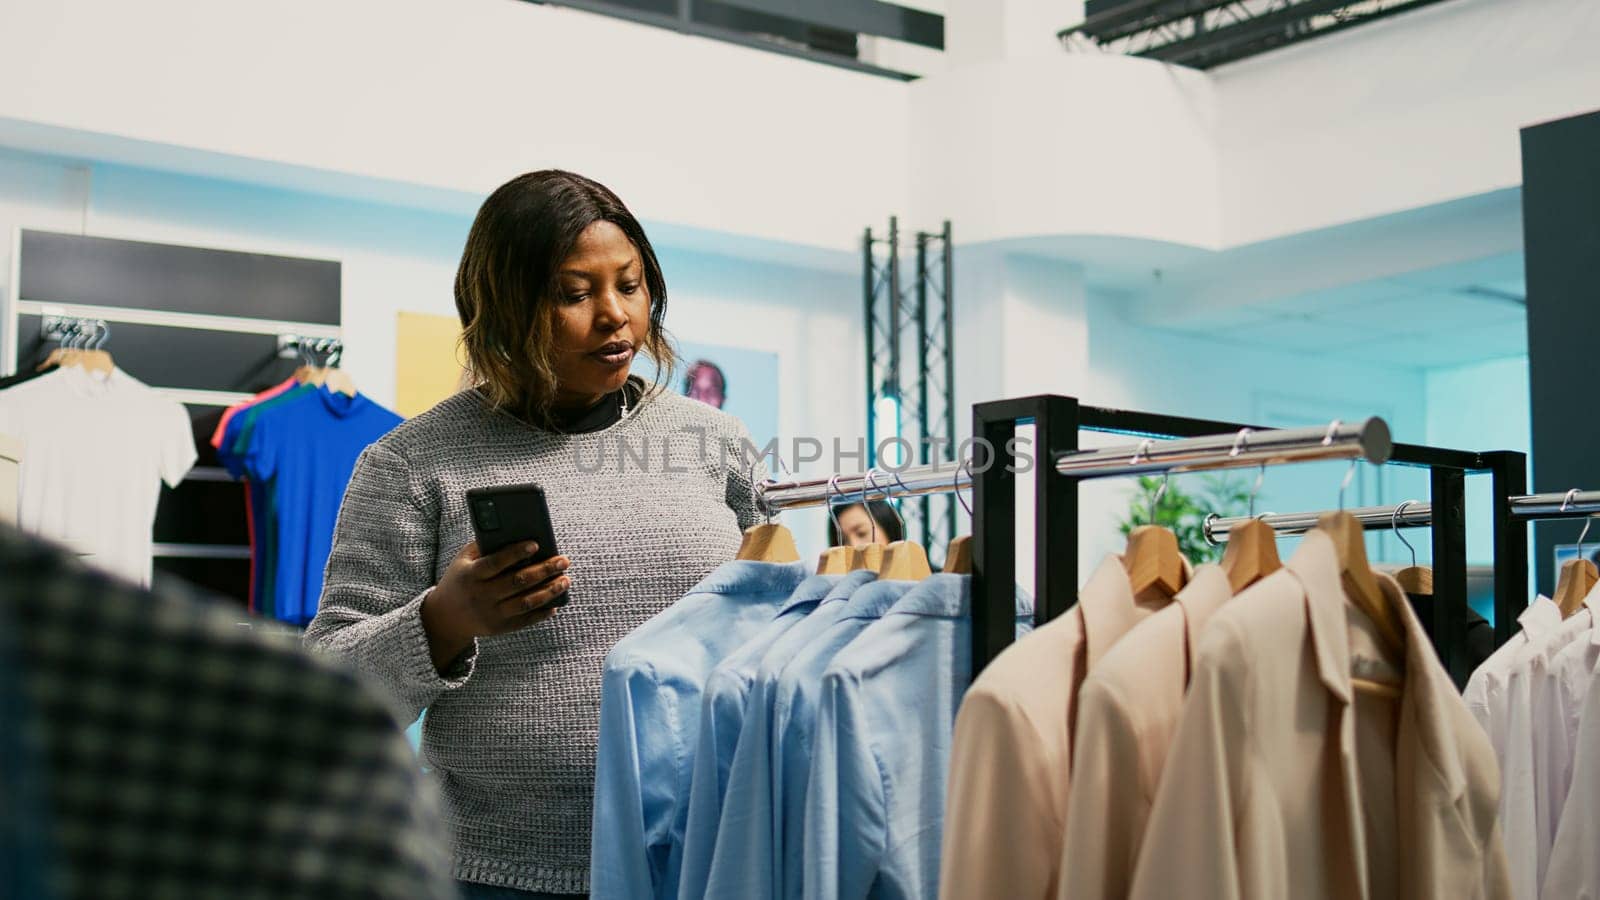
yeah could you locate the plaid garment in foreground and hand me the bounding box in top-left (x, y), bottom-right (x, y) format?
top-left (0, 524), bottom-right (457, 900)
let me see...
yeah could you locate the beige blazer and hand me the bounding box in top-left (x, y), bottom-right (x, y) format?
top-left (1127, 532), bottom-right (1510, 900)
top-left (940, 555), bottom-right (1160, 900)
top-left (1058, 563), bottom-right (1233, 900)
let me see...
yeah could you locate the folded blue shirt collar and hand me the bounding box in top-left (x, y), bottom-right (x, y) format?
top-left (815, 569), bottom-right (878, 607)
top-left (686, 559), bottom-right (809, 597)
top-left (841, 578), bottom-right (919, 620)
top-left (778, 573), bottom-right (843, 615)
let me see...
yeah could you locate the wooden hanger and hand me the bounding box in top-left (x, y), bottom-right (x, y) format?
top-left (1316, 509), bottom-right (1405, 660)
top-left (1124, 524), bottom-right (1187, 602)
top-left (816, 546), bottom-right (852, 575)
top-left (737, 522), bottom-right (800, 563)
top-left (1554, 510), bottom-right (1600, 618)
top-left (849, 543), bottom-right (884, 572)
top-left (1123, 470), bottom-right (1185, 603)
top-left (1395, 567), bottom-right (1434, 596)
top-left (881, 540), bottom-right (932, 581)
top-left (943, 535), bottom-right (972, 574)
top-left (866, 471), bottom-right (931, 580)
top-left (1219, 517), bottom-right (1280, 593)
top-left (1554, 561), bottom-right (1597, 618)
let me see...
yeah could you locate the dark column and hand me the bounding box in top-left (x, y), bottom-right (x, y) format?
top-left (1521, 109), bottom-right (1600, 598)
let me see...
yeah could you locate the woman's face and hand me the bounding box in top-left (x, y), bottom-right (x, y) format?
top-left (550, 220), bottom-right (651, 408)
top-left (837, 505), bottom-right (889, 548)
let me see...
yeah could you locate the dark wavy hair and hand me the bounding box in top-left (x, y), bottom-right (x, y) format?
top-left (454, 170), bottom-right (675, 426)
top-left (826, 500), bottom-right (905, 546)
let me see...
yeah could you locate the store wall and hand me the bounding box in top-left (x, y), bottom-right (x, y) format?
top-left (1426, 356), bottom-right (1532, 568)
top-left (0, 148), bottom-right (859, 556)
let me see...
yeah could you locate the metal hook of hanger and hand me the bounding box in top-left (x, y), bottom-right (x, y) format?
top-left (1228, 429), bottom-right (1267, 518)
top-left (826, 474), bottom-right (847, 538)
top-left (1150, 471), bottom-right (1171, 525)
top-left (954, 455), bottom-right (974, 518)
top-left (751, 463), bottom-right (774, 526)
top-left (1338, 459), bottom-right (1359, 512)
top-left (1561, 489), bottom-right (1594, 560)
top-left (1392, 499), bottom-right (1421, 568)
top-left (863, 469), bottom-right (883, 544)
top-left (877, 467), bottom-right (908, 538)
top-left (96, 320), bottom-right (110, 351)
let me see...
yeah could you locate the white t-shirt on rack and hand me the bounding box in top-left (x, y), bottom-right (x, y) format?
top-left (0, 366), bottom-right (196, 585)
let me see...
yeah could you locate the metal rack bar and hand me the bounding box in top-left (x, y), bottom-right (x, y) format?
top-left (17, 300), bottom-right (342, 341)
top-left (1207, 502), bottom-right (1434, 541)
top-left (1508, 491), bottom-right (1600, 519)
top-left (758, 461), bottom-right (970, 512)
top-left (1053, 417), bottom-right (1392, 479)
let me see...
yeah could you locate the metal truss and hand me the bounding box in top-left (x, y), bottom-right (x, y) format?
top-left (864, 218), bottom-right (957, 564)
top-left (1058, 0), bottom-right (1454, 70)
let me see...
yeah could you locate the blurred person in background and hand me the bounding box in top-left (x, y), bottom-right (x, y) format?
top-left (827, 499), bottom-right (904, 548)
top-left (683, 359), bottom-right (727, 409)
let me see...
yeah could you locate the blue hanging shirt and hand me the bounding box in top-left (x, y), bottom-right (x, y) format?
top-left (803, 574), bottom-right (1034, 900)
top-left (701, 571), bottom-right (880, 900)
top-left (677, 572), bottom-right (868, 900)
top-left (237, 388), bottom-right (402, 625)
top-left (219, 384), bottom-right (317, 618)
top-left (590, 559), bottom-right (810, 900)
top-left (706, 576), bottom-right (916, 900)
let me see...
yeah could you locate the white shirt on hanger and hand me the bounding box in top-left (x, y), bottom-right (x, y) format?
top-left (1501, 590), bottom-right (1600, 900)
top-left (0, 366), bottom-right (195, 585)
top-left (1526, 587), bottom-right (1600, 893)
top-left (1543, 657), bottom-right (1600, 900)
top-left (1546, 614), bottom-right (1600, 814)
top-left (1464, 594), bottom-right (1559, 900)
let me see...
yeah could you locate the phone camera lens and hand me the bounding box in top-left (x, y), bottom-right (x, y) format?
top-left (474, 499), bottom-right (500, 530)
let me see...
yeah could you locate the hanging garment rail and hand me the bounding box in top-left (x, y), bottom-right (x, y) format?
top-left (755, 461), bottom-right (971, 514)
top-left (1210, 490), bottom-right (1600, 542)
top-left (1509, 491), bottom-right (1600, 519)
top-left (1207, 502), bottom-right (1436, 541)
top-left (1051, 417), bottom-right (1392, 478)
top-left (971, 395), bottom-right (1494, 687)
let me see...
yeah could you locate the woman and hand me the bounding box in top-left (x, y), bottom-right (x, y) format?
top-left (306, 171), bottom-right (764, 899)
top-left (827, 499), bottom-right (904, 548)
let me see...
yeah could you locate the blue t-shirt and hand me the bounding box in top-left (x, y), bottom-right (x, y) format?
top-left (238, 388), bottom-right (401, 625)
top-left (220, 384), bottom-right (317, 619)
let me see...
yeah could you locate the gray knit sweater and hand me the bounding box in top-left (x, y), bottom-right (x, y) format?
top-left (304, 387), bottom-right (764, 893)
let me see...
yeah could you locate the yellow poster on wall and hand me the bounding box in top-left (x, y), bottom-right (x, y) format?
top-left (395, 311), bottom-right (469, 418)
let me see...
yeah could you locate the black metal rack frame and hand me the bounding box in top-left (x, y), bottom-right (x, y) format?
top-left (971, 395), bottom-right (1521, 687)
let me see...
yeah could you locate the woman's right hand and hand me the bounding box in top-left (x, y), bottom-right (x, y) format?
top-left (421, 540), bottom-right (570, 672)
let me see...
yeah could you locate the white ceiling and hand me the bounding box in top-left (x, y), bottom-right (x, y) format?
top-left (1150, 261), bottom-right (1527, 370)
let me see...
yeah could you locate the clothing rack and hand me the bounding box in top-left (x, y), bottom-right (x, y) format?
top-left (5, 228), bottom-right (343, 602)
top-left (971, 396), bottom-right (1511, 687)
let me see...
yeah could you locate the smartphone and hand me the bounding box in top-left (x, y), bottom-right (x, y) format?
top-left (466, 482), bottom-right (569, 607)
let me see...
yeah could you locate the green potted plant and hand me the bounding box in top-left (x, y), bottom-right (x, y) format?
top-left (1119, 474), bottom-right (1255, 566)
